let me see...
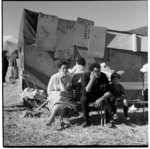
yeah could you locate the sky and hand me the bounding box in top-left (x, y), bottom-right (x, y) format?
top-left (3, 1), bottom-right (148, 38)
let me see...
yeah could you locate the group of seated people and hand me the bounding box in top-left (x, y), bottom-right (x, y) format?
top-left (46, 56), bottom-right (130, 128)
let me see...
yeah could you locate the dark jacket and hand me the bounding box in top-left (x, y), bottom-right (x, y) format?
top-left (81, 72), bottom-right (110, 99)
top-left (2, 53), bottom-right (9, 70)
top-left (110, 83), bottom-right (125, 98)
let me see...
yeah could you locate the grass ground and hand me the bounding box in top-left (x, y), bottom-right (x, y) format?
top-left (3, 79), bottom-right (148, 146)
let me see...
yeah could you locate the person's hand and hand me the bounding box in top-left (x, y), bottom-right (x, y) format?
top-left (60, 72), bottom-right (67, 78)
top-left (109, 95), bottom-right (115, 102)
top-left (117, 70), bottom-right (124, 75)
top-left (90, 72), bottom-right (96, 82)
top-left (59, 72), bottom-right (67, 84)
top-left (94, 97), bottom-right (104, 108)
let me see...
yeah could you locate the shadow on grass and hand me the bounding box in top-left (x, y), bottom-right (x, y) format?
top-left (3, 103), bottom-right (30, 112)
top-left (114, 111), bottom-right (148, 126)
top-left (68, 108), bottom-right (148, 127)
top-left (3, 108), bottom-right (27, 112)
top-left (3, 102), bottom-right (148, 127)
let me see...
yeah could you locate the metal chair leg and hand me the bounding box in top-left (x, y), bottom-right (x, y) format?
top-left (98, 103), bottom-right (106, 126)
top-left (97, 107), bottom-right (100, 122)
top-left (97, 103), bottom-right (106, 126)
top-left (102, 104), bottom-right (105, 126)
top-left (103, 103), bottom-right (106, 126)
top-left (143, 103), bottom-right (145, 120)
top-left (100, 106), bottom-right (103, 126)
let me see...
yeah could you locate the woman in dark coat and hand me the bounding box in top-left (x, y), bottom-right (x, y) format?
top-left (2, 51), bottom-right (9, 83)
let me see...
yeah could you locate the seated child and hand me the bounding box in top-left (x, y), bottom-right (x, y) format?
top-left (110, 72), bottom-right (130, 120)
top-left (68, 56), bottom-right (86, 75)
top-left (68, 56), bottom-right (86, 99)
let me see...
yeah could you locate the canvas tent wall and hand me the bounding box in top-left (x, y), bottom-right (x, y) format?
top-left (18, 9), bottom-right (148, 100)
top-left (3, 35), bottom-right (18, 56)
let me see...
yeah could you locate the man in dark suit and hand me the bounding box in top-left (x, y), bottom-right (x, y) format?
top-left (80, 63), bottom-right (116, 128)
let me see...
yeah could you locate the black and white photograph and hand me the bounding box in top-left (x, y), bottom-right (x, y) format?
top-left (2, 0), bottom-right (148, 147)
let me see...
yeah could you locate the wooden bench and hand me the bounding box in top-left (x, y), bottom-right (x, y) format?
top-left (74, 81), bottom-right (148, 125)
top-left (118, 82), bottom-right (148, 119)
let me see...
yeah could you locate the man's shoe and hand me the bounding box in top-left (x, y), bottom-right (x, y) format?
top-left (124, 116), bottom-right (130, 120)
top-left (60, 121), bottom-right (70, 128)
top-left (81, 121), bottom-right (90, 128)
top-left (129, 104), bottom-right (137, 111)
top-left (113, 114), bottom-right (118, 120)
top-left (106, 120), bottom-right (116, 128)
top-left (63, 119), bottom-right (71, 125)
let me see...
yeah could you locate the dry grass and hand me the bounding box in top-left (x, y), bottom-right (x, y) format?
top-left (3, 80), bottom-right (148, 147)
top-left (3, 106), bottom-right (148, 146)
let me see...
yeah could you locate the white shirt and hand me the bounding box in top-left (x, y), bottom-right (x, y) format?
top-left (47, 72), bottom-right (72, 95)
top-left (68, 64), bottom-right (85, 75)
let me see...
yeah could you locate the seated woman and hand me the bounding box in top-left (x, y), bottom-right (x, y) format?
top-left (46, 60), bottom-right (73, 127)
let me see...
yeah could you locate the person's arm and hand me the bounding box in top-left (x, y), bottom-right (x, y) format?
top-left (120, 84), bottom-right (125, 95)
top-left (95, 73), bottom-right (112, 107)
top-left (47, 76), bottom-right (54, 95)
top-left (102, 91), bottom-right (112, 99)
top-left (81, 72), bottom-right (96, 95)
top-left (81, 73), bottom-right (90, 95)
top-left (67, 75), bottom-right (73, 91)
top-left (94, 91), bottom-right (112, 108)
top-left (59, 73), bottom-right (72, 91)
top-left (85, 73), bottom-right (95, 92)
top-left (118, 85), bottom-right (126, 99)
top-left (59, 78), bottom-right (67, 91)
top-left (68, 65), bottom-right (77, 74)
